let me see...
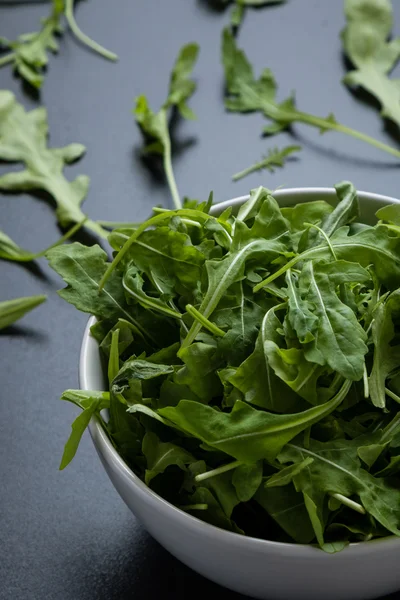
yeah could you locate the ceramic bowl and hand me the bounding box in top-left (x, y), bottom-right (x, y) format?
top-left (80, 188), bottom-right (400, 600)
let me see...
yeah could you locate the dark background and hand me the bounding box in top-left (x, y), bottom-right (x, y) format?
top-left (1, 1), bottom-right (400, 599)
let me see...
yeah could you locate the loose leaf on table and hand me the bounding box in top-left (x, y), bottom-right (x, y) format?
top-left (0, 0), bottom-right (63, 88)
top-left (211, 0), bottom-right (285, 28)
top-left (134, 43), bottom-right (199, 209)
top-left (222, 27), bottom-right (400, 159)
top-left (158, 381), bottom-right (351, 463)
top-left (342, 0), bottom-right (400, 128)
top-left (279, 438), bottom-right (400, 544)
top-left (0, 294), bottom-right (46, 330)
top-left (369, 290), bottom-right (400, 408)
top-left (0, 0), bottom-right (117, 88)
top-left (232, 145), bottom-right (301, 181)
top-left (0, 219), bottom-right (86, 262)
top-left (0, 92), bottom-right (106, 238)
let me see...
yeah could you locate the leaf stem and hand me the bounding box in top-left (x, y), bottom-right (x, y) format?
top-left (179, 504), bottom-right (209, 511)
top-left (163, 133), bottom-right (182, 210)
top-left (291, 109), bottom-right (400, 160)
top-left (64, 0), bottom-right (118, 61)
top-left (195, 460), bottom-right (242, 482)
top-left (304, 222), bottom-right (337, 260)
top-left (186, 304), bottom-right (226, 337)
top-left (0, 52), bottom-right (15, 68)
top-left (385, 387), bottom-right (400, 405)
top-left (330, 493), bottom-right (366, 515)
top-left (233, 160), bottom-right (266, 181)
top-left (363, 364), bottom-right (369, 399)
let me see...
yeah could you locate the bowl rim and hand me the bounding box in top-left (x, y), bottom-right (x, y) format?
top-left (82, 186), bottom-right (400, 557)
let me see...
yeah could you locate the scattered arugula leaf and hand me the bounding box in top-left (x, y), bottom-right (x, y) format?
top-left (50, 183), bottom-right (400, 551)
top-left (0, 0), bottom-right (117, 88)
top-left (222, 28), bottom-right (400, 160)
top-left (0, 295), bottom-right (46, 330)
top-left (207, 0), bottom-right (285, 28)
top-left (232, 145), bottom-right (301, 181)
top-left (342, 0), bottom-right (400, 129)
top-left (134, 43), bottom-right (199, 209)
top-left (0, 91), bottom-right (107, 239)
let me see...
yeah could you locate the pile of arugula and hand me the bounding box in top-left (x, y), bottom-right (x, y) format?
top-left (48, 182), bottom-right (400, 552)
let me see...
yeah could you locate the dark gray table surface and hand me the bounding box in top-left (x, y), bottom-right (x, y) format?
top-left (1, 1), bottom-right (400, 599)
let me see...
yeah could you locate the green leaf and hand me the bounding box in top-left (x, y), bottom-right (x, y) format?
top-left (59, 389), bottom-right (109, 470)
top-left (369, 290), bottom-right (400, 408)
top-left (61, 389), bottom-right (110, 411)
top-left (0, 295), bottom-right (46, 330)
top-left (0, 1), bottom-right (63, 88)
top-left (174, 342), bottom-right (223, 403)
top-left (229, 306), bottom-right (311, 412)
top-left (222, 27), bottom-right (400, 160)
top-left (232, 461), bottom-right (263, 501)
top-left (266, 457), bottom-right (314, 487)
top-left (281, 200), bottom-right (334, 251)
top-left (342, 0), bottom-right (400, 128)
top-left (142, 431), bottom-right (194, 485)
top-left (181, 190), bottom-right (292, 349)
top-left (279, 438), bottom-right (400, 540)
top-left (134, 43), bottom-right (199, 209)
top-left (158, 381), bottom-right (350, 463)
top-left (0, 91), bottom-right (105, 238)
top-left (232, 145), bottom-right (301, 181)
top-left (47, 242), bottom-right (174, 349)
top-left (255, 483), bottom-right (315, 543)
top-left (293, 260), bottom-right (369, 380)
top-left (255, 225), bottom-right (400, 298)
top-left (112, 359), bottom-right (174, 401)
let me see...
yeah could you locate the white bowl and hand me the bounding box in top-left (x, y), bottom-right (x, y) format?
top-left (80, 188), bottom-right (400, 600)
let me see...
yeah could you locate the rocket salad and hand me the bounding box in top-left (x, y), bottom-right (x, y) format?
top-left (48, 182), bottom-right (400, 552)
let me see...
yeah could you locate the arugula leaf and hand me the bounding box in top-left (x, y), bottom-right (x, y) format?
top-left (210, 0), bottom-right (285, 28)
top-left (0, 92), bottom-right (106, 238)
top-left (222, 28), bottom-right (400, 160)
top-left (0, 0), bottom-right (117, 88)
top-left (232, 145), bottom-right (301, 181)
top-left (47, 242), bottom-right (178, 349)
top-left (158, 381), bottom-right (351, 463)
top-left (59, 390), bottom-right (109, 470)
top-left (255, 483), bottom-right (315, 543)
top-left (279, 438), bottom-right (400, 543)
top-left (342, 0), bottom-right (400, 128)
top-left (0, 0), bottom-right (64, 88)
top-left (229, 306), bottom-right (312, 411)
top-left (369, 290), bottom-right (400, 408)
top-left (53, 183), bottom-right (400, 549)
top-left (134, 43), bottom-right (199, 209)
top-left (292, 260), bottom-right (369, 380)
top-left (232, 461), bottom-right (263, 501)
top-left (254, 223), bottom-right (400, 291)
top-left (0, 219), bottom-right (86, 263)
top-left (142, 432), bottom-right (194, 485)
top-left (0, 295), bottom-right (46, 330)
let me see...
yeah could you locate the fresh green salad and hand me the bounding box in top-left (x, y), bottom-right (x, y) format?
top-left (48, 182), bottom-right (400, 552)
